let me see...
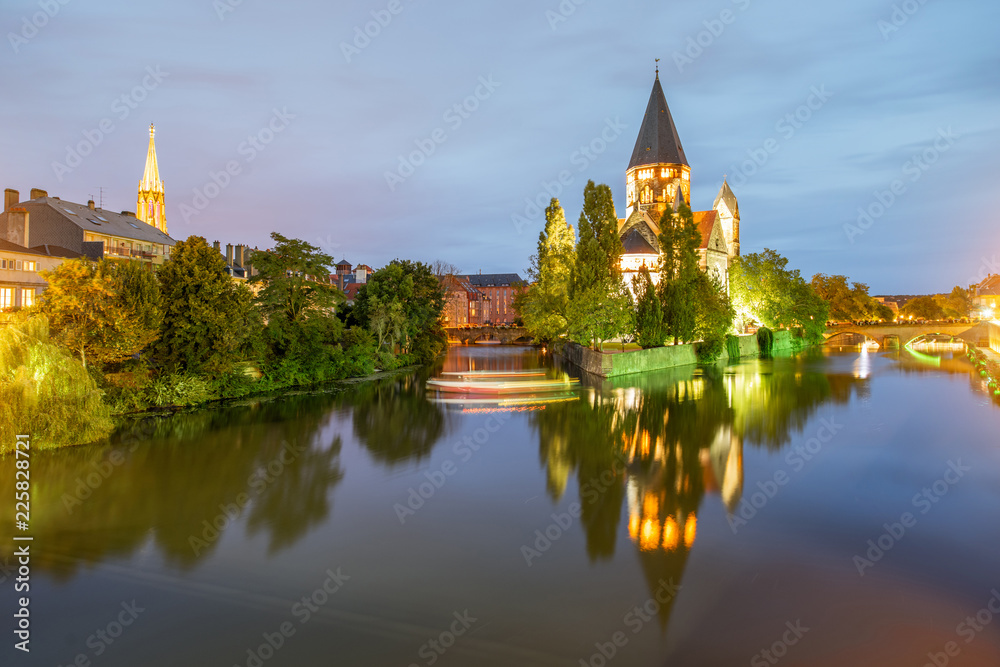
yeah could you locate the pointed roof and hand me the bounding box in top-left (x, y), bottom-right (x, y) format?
top-left (621, 227), bottom-right (658, 255)
top-left (673, 185), bottom-right (686, 211)
top-left (628, 73), bottom-right (688, 170)
top-left (140, 124), bottom-right (163, 193)
top-left (713, 178), bottom-right (739, 217)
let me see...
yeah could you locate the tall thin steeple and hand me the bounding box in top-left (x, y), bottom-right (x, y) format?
top-left (137, 123), bottom-right (167, 234)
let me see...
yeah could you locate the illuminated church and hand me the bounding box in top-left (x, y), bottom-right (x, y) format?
top-left (618, 71), bottom-right (740, 289)
top-left (137, 124), bottom-right (168, 235)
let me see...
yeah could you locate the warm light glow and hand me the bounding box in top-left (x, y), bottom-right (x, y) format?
top-left (628, 513), bottom-right (640, 540)
top-left (662, 516), bottom-right (679, 551)
top-left (642, 493), bottom-right (659, 518)
top-left (640, 519), bottom-right (660, 551)
top-left (683, 514), bottom-right (697, 547)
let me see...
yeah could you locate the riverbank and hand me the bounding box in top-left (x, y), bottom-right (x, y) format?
top-left (559, 330), bottom-right (809, 378)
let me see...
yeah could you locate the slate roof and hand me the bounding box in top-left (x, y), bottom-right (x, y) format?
top-left (29, 244), bottom-right (83, 258)
top-left (336, 259), bottom-right (352, 267)
top-left (621, 227), bottom-right (658, 255)
top-left (24, 197), bottom-right (176, 246)
top-left (627, 75), bottom-right (689, 170)
top-left (461, 273), bottom-right (525, 287)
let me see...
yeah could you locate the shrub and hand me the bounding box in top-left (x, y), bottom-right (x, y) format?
top-left (725, 333), bottom-right (741, 360)
top-left (757, 326), bottom-right (775, 358)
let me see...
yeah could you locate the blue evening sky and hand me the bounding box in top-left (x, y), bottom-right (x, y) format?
top-left (1, 0), bottom-right (997, 293)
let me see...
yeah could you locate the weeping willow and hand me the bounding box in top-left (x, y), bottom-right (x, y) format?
top-left (0, 315), bottom-right (113, 453)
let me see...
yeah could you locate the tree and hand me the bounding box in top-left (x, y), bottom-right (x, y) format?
top-left (633, 266), bottom-right (666, 348)
top-left (38, 258), bottom-right (159, 368)
top-left (517, 198), bottom-right (576, 342)
top-left (936, 286), bottom-right (970, 318)
top-left (693, 272), bottom-right (735, 359)
top-left (567, 281), bottom-right (634, 351)
top-left (572, 181), bottom-right (622, 296)
top-left (354, 260), bottom-right (446, 361)
top-left (657, 202), bottom-right (702, 344)
top-left (731, 249), bottom-right (827, 335)
top-left (811, 274), bottom-right (881, 321)
top-left (901, 296), bottom-right (944, 320)
top-left (156, 236), bottom-right (261, 374)
top-left (249, 234), bottom-right (344, 362)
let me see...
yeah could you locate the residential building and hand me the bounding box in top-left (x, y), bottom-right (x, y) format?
top-left (458, 273), bottom-right (524, 324)
top-left (0, 188), bottom-right (176, 267)
top-left (0, 238), bottom-right (81, 310)
top-left (973, 274), bottom-right (1000, 317)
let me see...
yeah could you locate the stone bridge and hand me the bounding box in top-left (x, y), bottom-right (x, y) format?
top-left (445, 326), bottom-right (533, 345)
top-left (824, 322), bottom-right (988, 347)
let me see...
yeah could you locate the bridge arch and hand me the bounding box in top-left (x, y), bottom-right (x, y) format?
top-left (823, 330), bottom-right (881, 347)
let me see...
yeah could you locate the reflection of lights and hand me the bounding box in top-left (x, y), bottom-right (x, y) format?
top-left (461, 406), bottom-right (548, 414)
top-left (662, 516), bottom-right (679, 551)
top-left (853, 346), bottom-right (871, 379)
top-left (640, 519), bottom-right (660, 551)
top-left (642, 493), bottom-right (659, 518)
top-left (684, 514), bottom-right (697, 547)
top-left (628, 513), bottom-right (640, 540)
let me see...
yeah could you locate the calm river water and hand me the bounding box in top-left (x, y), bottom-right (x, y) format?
top-left (3, 345), bottom-right (1000, 666)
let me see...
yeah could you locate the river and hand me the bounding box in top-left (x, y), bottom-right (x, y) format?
top-left (2, 345), bottom-right (1000, 666)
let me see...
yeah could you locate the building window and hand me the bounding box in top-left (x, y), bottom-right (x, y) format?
top-left (21, 289), bottom-right (34, 308)
top-left (0, 288), bottom-right (12, 310)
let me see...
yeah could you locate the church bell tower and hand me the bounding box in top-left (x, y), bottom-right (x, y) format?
top-left (137, 123), bottom-right (167, 234)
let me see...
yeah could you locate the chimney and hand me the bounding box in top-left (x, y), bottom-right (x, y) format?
top-left (4, 189), bottom-right (18, 212)
top-left (121, 211), bottom-right (136, 217)
top-left (235, 244), bottom-right (245, 268)
top-left (213, 240), bottom-right (221, 252)
top-left (29, 188), bottom-right (47, 200)
top-left (6, 208), bottom-right (29, 248)
top-left (226, 243), bottom-right (234, 266)
top-left (88, 200), bottom-right (95, 210)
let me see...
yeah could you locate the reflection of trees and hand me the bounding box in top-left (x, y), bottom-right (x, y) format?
top-left (0, 394), bottom-right (344, 578)
top-left (533, 354), bottom-right (871, 628)
top-left (343, 374), bottom-right (445, 466)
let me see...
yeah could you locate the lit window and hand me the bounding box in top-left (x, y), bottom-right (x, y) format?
top-left (0, 288), bottom-right (12, 310)
top-left (21, 290), bottom-right (34, 307)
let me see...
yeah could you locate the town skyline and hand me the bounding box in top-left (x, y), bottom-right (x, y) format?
top-left (2, 0), bottom-right (997, 294)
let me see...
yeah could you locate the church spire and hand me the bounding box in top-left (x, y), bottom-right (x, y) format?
top-left (137, 123), bottom-right (167, 234)
top-left (627, 75), bottom-right (688, 170)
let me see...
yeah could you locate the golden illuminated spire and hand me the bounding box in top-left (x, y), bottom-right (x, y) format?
top-left (137, 123), bottom-right (167, 234)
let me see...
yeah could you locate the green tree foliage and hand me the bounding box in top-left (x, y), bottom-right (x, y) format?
top-left (657, 202), bottom-right (702, 344)
top-left (693, 272), bottom-right (735, 360)
top-left (354, 260), bottom-right (446, 362)
top-left (633, 266), bottom-right (666, 348)
top-left (249, 233), bottom-right (344, 365)
top-left (156, 236), bottom-right (261, 374)
top-left (935, 286), bottom-right (970, 318)
top-left (567, 281), bottom-right (634, 351)
top-left (810, 274), bottom-right (886, 321)
top-left (38, 257), bottom-right (159, 368)
top-left (0, 315), bottom-right (113, 451)
top-left (517, 199), bottom-right (577, 342)
top-left (901, 295), bottom-right (945, 320)
top-left (730, 249), bottom-right (827, 337)
top-left (572, 181), bottom-right (622, 295)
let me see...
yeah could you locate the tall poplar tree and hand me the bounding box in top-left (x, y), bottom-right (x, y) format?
top-left (517, 198), bottom-right (576, 342)
top-left (657, 202), bottom-right (702, 344)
